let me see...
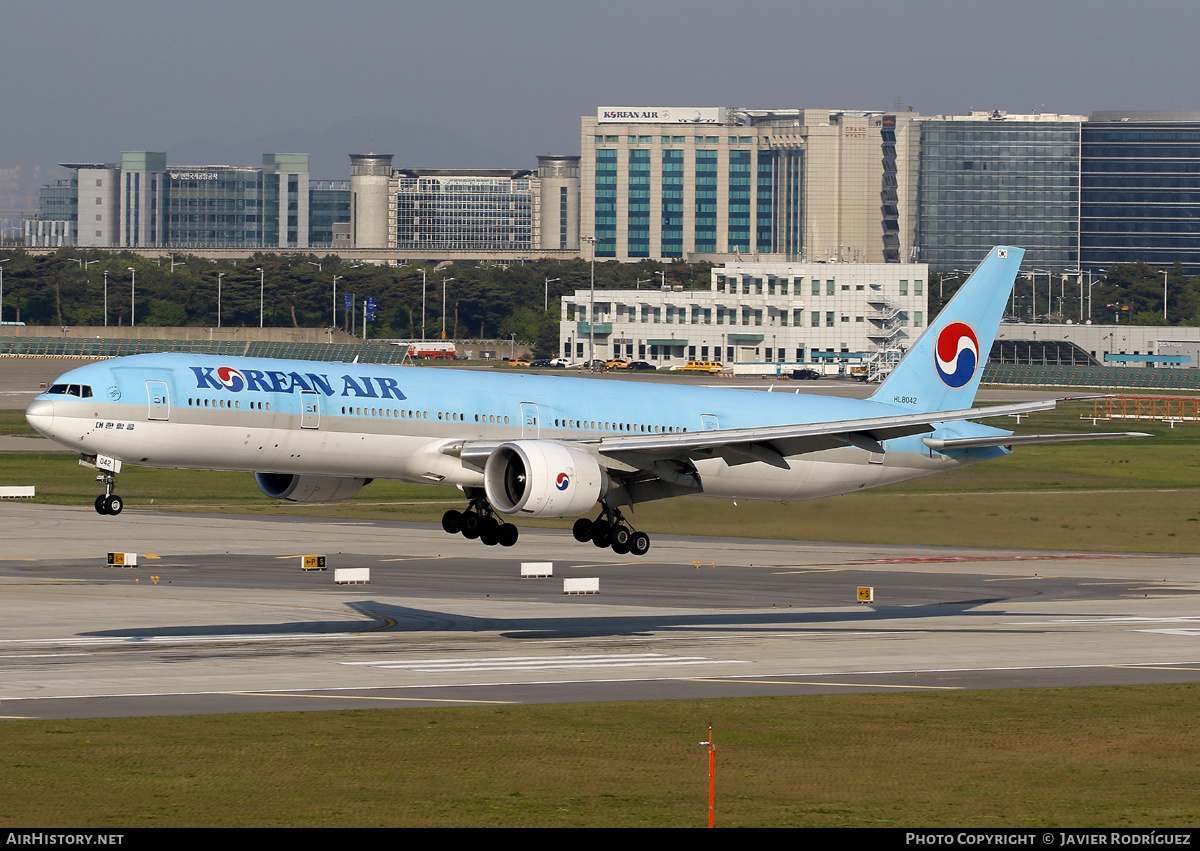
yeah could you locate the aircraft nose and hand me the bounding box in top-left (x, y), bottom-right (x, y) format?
top-left (25, 399), bottom-right (54, 437)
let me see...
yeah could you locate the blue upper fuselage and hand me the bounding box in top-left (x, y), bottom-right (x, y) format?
top-left (36, 352), bottom-right (898, 429)
top-left (29, 352), bottom-right (1013, 458)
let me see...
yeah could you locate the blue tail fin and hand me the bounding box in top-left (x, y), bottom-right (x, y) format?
top-left (871, 246), bottom-right (1024, 413)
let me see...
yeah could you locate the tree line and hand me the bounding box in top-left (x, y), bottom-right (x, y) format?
top-left (0, 249), bottom-right (712, 356)
top-left (7, 250), bottom-right (1200, 357)
top-left (932, 261), bottom-right (1200, 326)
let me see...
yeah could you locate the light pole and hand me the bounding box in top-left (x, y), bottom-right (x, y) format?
top-left (544, 277), bottom-right (560, 312)
top-left (332, 275), bottom-right (344, 330)
top-left (0, 258), bottom-right (8, 324)
top-left (102, 269), bottom-right (108, 327)
top-left (216, 272), bottom-right (225, 327)
top-left (127, 267), bottom-right (136, 326)
top-left (1159, 269), bottom-right (1169, 320)
top-left (441, 276), bottom-right (454, 339)
top-left (1088, 269), bottom-right (1105, 322)
top-left (421, 269), bottom-right (427, 341)
top-left (256, 267), bottom-right (265, 327)
top-left (582, 235), bottom-right (604, 365)
top-left (1067, 268), bottom-right (1084, 322)
top-left (1032, 270), bottom-right (1052, 321)
top-left (73, 259), bottom-right (100, 325)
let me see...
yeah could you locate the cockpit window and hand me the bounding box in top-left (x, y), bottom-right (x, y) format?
top-left (47, 384), bottom-right (93, 398)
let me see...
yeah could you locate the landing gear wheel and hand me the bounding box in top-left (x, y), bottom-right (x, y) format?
top-left (612, 526), bottom-right (631, 548)
top-left (498, 524), bottom-right (519, 548)
top-left (590, 518), bottom-right (611, 548)
top-left (629, 531), bottom-right (650, 557)
top-left (611, 538), bottom-right (630, 555)
top-left (480, 516), bottom-right (501, 547)
top-left (103, 494), bottom-right (124, 516)
top-left (441, 509), bottom-right (462, 534)
top-left (95, 494), bottom-right (109, 515)
top-left (461, 511), bottom-right (481, 539)
top-left (572, 518), bottom-right (593, 543)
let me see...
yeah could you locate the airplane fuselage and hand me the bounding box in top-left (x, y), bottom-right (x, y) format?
top-left (25, 353), bottom-right (1005, 504)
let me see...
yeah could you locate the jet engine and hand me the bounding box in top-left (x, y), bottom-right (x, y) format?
top-left (254, 472), bottom-right (372, 503)
top-left (483, 441), bottom-right (609, 517)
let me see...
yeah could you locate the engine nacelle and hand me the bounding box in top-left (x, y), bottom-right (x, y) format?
top-left (483, 441), bottom-right (609, 518)
top-left (254, 472), bottom-right (372, 504)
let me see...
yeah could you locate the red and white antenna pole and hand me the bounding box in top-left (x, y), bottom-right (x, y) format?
top-left (700, 725), bottom-right (716, 828)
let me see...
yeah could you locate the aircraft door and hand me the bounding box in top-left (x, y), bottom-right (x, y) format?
top-left (300, 390), bottom-right (320, 429)
top-left (146, 380), bottom-right (170, 421)
top-left (700, 413), bottom-right (719, 431)
top-left (520, 402), bottom-right (539, 438)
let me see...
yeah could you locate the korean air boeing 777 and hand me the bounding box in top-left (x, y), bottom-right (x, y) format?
top-left (25, 247), bottom-right (1143, 555)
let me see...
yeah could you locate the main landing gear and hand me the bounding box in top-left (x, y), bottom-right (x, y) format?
top-left (572, 505), bottom-right (651, 557)
top-left (93, 472), bottom-right (123, 516)
top-left (441, 491), bottom-right (519, 547)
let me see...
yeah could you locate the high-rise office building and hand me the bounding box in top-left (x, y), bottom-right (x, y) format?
top-left (916, 111), bottom-right (1085, 274)
top-left (1081, 111), bottom-right (1200, 274)
top-left (579, 107), bottom-right (920, 265)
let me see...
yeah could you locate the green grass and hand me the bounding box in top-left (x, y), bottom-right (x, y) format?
top-left (2, 686), bottom-right (1199, 827)
top-left (0, 410), bottom-right (39, 437)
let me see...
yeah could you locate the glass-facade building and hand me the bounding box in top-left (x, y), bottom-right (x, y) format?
top-left (118, 152), bottom-right (310, 249)
top-left (917, 114), bottom-right (1082, 273)
top-left (23, 177), bottom-right (77, 246)
top-left (580, 108), bottom-right (910, 264)
top-left (1081, 112), bottom-right (1200, 274)
top-left (151, 168), bottom-right (284, 247)
top-left (392, 170), bottom-right (535, 251)
top-left (309, 180), bottom-right (351, 248)
top-left (584, 129), bottom-right (804, 261)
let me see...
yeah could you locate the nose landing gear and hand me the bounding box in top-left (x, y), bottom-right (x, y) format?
top-left (94, 473), bottom-right (123, 516)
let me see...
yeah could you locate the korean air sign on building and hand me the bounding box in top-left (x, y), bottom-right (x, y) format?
top-left (598, 107), bottom-right (722, 124)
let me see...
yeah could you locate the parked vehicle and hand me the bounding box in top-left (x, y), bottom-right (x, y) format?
top-left (791, 368), bottom-right (821, 380)
top-left (669, 360), bottom-right (725, 374)
top-left (623, 361), bottom-right (656, 371)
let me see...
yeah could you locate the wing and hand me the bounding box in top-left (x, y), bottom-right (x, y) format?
top-left (588, 398), bottom-right (1062, 471)
top-left (441, 397), bottom-right (1146, 480)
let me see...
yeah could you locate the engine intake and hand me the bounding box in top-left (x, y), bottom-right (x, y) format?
top-left (254, 473), bottom-right (372, 503)
top-left (483, 441), bottom-right (608, 517)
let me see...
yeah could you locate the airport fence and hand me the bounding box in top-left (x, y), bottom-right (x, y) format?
top-left (983, 362), bottom-right (1200, 392)
top-left (0, 337), bottom-right (410, 364)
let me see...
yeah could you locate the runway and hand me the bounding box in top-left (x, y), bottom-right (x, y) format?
top-left (2, 504), bottom-right (1199, 720)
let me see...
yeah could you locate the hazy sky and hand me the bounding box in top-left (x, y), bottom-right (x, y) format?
top-left (5, 0), bottom-right (1200, 183)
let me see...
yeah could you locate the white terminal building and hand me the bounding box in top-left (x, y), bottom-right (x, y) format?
top-left (560, 260), bottom-right (928, 376)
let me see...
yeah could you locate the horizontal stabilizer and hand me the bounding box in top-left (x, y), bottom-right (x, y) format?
top-left (923, 432), bottom-right (1150, 451)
